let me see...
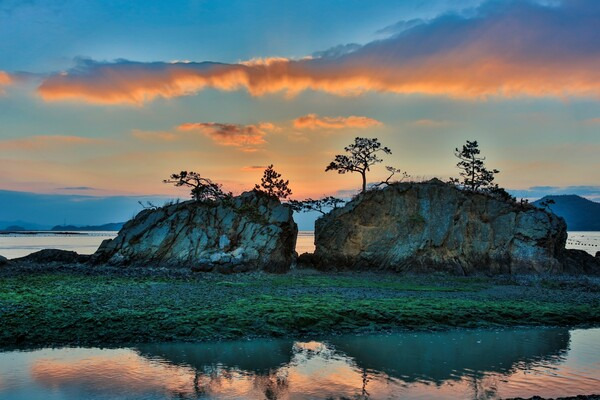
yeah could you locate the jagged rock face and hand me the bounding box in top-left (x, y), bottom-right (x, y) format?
top-left (314, 179), bottom-right (578, 274)
top-left (91, 191), bottom-right (297, 273)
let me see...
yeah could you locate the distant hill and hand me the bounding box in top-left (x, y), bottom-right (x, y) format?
top-left (533, 195), bottom-right (600, 231)
top-left (0, 220), bottom-right (50, 231)
top-left (50, 222), bottom-right (124, 231)
top-left (2, 225), bottom-right (27, 231)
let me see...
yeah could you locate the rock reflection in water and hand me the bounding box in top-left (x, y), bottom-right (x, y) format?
top-left (3, 328), bottom-right (599, 400)
top-left (133, 328), bottom-right (571, 399)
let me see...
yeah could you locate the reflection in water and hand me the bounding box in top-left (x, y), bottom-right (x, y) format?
top-left (1, 328), bottom-right (599, 400)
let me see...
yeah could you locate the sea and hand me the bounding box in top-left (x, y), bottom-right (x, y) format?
top-left (0, 230), bottom-right (598, 259)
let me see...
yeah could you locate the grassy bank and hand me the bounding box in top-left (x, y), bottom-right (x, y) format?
top-left (1, 269), bottom-right (600, 347)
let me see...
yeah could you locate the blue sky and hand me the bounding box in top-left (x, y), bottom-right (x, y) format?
top-left (0, 0), bottom-right (599, 226)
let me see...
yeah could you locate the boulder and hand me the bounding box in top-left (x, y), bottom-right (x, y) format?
top-left (90, 191), bottom-right (297, 272)
top-left (314, 179), bottom-right (598, 274)
top-left (12, 249), bottom-right (90, 264)
top-left (0, 255), bottom-right (8, 266)
top-left (561, 249), bottom-right (600, 275)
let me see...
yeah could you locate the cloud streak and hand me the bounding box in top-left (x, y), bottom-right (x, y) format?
top-left (177, 122), bottom-right (275, 150)
top-left (131, 129), bottom-right (178, 141)
top-left (0, 71), bottom-right (12, 94)
top-left (293, 114), bottom-right (382, 130)
top-left (0, 135), bottom-right (101, 151)
top-left (36, 1), bottom-right (600, 104)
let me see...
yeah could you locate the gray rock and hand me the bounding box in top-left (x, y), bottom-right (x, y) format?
top-left (12, 249), bottom-right (89, 265)
top-left (216, 264), bottom-right (233, 274)
top-left (210, 253), bottom-right (224, 264)
top-left (314, 179), bottom-right (597, 274)
top-left (561, 249), bottom-right (600, 275)
top-left (191, 264), bottom-right (214, 272)
top-left (91, 191), bottom-right (297, 273)
top-left (219, 234), bottom-right (231, 250)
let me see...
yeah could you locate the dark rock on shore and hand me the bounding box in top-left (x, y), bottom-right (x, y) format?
top-left (0, 255), bottom-right (8, 266)
top-left (297, 252), bottom-right (319, 268)
top-left (562, 249), bottom-right (600, 275)
top-left (314, 179), bottom-right (599, 275)
top-left (90, 191), bottom-right (297, 273)
top-left (12, 249), bottom-right (90, 264)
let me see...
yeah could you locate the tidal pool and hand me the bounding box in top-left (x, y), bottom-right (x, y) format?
top-left (0, 327), bottom-right (599, 399)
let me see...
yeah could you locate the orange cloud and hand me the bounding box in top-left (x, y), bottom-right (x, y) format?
top-left (583, 118), bottom-right (600, 125)
top-left (241, 165), bottom-right (268, 171)
top-left (0, 135), bottom-right (102, 151)
top-left (0, 71), bottom-right (12, 94)
top-left (177, 122), bottom-right (274, 149)
top-left (293, 114), bottom-right (382, 130)
top-left (34, 2), bottom-right (600, 105)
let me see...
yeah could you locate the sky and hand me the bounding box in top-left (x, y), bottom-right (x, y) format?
top-left (0, 0), bottom-right (599, 225)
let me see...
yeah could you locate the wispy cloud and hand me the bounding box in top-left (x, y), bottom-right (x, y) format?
top-left (35, 0), bottom-right (600, 105)
top-left (0, 71), bottom-right (12, 94)
top-left (241, 165), bottom-right (267, 172)
top-left (293, 114), bottom-right (382, 130)
top-left (0, 135), bottom-right (101, 151)
top-left (177, 122), bottom-right (276, 150)
top-left (57, 186), bottom-right (97, 191)
top-left (375, 18), bottom-right (426, 36)
top-left (131, 129), bottom-right (178, 141)
top-left (583, 118), bottom-right (600, 125)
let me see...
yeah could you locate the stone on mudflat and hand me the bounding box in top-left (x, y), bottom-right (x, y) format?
top-left (12, 249), bottom-right (89, 265)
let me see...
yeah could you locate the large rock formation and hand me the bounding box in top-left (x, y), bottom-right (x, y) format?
top-left (91, 191), bottom-right (297, 273)
top-left (314, 179), bottom-right (598, 274)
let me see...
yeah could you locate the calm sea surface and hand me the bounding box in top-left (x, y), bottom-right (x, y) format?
top-left (0, 327), bottom-right (599, 399)
top-left (0, 230), bottom-right (598, 259)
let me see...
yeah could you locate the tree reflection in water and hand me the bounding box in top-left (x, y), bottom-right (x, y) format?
top-left (133, 327), bottom-right (570, 399)
top-left (13, 327), bottom-right (599, 399)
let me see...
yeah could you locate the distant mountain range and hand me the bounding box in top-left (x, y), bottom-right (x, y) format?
top-left (50, 222), bottom-right (125, 232)
top-left (0, 220), bottom-right (50, 231)
top-left (0, 221), bottom-right (124, 232)
top-left (533, 195), bottom-right (600, 231)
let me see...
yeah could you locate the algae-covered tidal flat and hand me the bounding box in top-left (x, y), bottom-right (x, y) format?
top-left (1, 269), bottom-right (599, 347)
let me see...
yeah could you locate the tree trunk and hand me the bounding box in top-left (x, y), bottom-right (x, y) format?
top-left (361, 172), bottom-right (367, 192)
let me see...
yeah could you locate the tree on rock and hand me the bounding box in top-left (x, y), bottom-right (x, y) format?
top-left (373, 166), bottom-right (411, 188)
top-left (326, 137), bottom-right (392, 192)
top-left (254, 164), bottom-right (292, 199)
top-left (289, 196), bottom-right (345, 214)
top-left (451, 140), bottom-right (499, 192)
top-left (164, 171), bottom-right (231, 202)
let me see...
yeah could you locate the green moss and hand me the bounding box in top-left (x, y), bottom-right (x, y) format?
top-left (0, 272), bottom-right (598, 347)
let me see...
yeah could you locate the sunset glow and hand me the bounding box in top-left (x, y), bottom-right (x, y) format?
top-left (0, 0), bottom-right (599, 210)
